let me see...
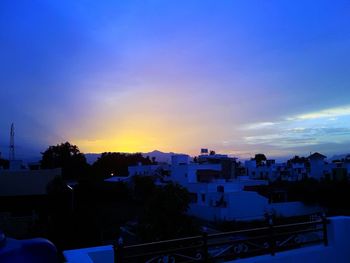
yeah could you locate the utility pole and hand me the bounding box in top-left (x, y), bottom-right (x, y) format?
top-left (9, 123), bottom-right (15, 161)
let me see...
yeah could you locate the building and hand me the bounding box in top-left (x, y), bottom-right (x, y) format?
top-left (0, 167), bottom-right (61, 196)
top-left (168, 153), bottom-right (320, 221)
top-left (128, 162), bottom-right (169, 178)
top-left (245, 159), bottom-right (280, 181)
top-left (0, 164), bottom-right (62, 238)
top-left (309, 152), bottom-right (327, 180)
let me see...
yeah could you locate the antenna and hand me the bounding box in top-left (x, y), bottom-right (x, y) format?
top-left (9, 123), bottom-right (15, 161)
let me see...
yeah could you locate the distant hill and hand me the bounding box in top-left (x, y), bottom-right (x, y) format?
top-left (84, 150), bottom-right (180, 165)
top-left (329, 153), bottom-right (350, 161)
top-left (84, 153), bottom-right (101, 164)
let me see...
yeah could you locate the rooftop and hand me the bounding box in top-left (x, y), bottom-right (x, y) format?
top-left (309, 152), bottom-right (327, 160)
top-left (64, 216), bottom-right (350, 263)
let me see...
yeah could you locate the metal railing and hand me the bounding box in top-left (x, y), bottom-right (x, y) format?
top-left (114, 217), bottom-right (329, 262)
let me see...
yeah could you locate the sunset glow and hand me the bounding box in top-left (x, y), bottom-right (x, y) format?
top-left (1, 0), bottom-right (350, 159)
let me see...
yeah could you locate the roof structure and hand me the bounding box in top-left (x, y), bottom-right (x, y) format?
top-left (308, 152), bottom-right (327, 160)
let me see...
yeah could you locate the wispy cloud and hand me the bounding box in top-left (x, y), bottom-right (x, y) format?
top-left (242, 122), bottom-right (278, 130)
top-left (287, 105), bottom-right (350, 121)
top-left (241, 105), bottom-right (350, 152)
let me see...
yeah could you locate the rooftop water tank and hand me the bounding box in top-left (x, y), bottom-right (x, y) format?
top-left (0, 231), bottom-right (58, 263)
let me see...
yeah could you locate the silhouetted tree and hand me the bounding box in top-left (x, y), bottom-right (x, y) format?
top-left (46, 176), bottom-right (77, 249)
top-left (0, 158), bottom-right (9, 169)
top-left (41, 142), bottom-right (89, 180)
top-left (132, 175), bottom-right (156, 203)
top-left (137, 182), bottom-right (199, 241)
top-left (91, 152), bottom-right (152, 179)
top-left (253, 154), bottom-right (267, 166)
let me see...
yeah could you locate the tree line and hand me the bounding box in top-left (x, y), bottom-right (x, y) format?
top-left (40, 142), bottom-right (199, 250)
top-left (40, 141), bottom-right (153, 180)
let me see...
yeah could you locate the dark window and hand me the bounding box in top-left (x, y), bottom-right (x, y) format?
top-left (189, 193), bottom-right (198, 203)
top-left (217, 185), bottom-right (224, 193)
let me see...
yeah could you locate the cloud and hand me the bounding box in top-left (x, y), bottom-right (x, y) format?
top-left (240, 105), bottom-right (350, 154)
top-left (287, 105), bottom-right (350, 121)
top-left (242, 122), bottom-right (278, 130)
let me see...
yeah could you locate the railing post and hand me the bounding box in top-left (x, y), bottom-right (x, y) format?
top-left (202, 227), bottom-right (209, 262)
top-left (114, 237), bottom-right (124, 263)
top-left (322, 214), bottom-right (328, 246)
top-left (268, 216), bottom-right (275, 256)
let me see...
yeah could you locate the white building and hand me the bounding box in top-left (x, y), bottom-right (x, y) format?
top-left (186, 179), bottom-right (269, 221)
top-left (245, 159), bottom-right (280, 182)
top-left (170, 154), bottom-right (320, 221)
top-left (169, 154), bottom-right (222, 186)
top-left (170, 153), bottom-right (242, 185)
top-left (309, 152), bottom-right (327, 181)
top-left (126, 152), bottom-right (322, 222)
top-left (289, 162), bottom-right (308, 181)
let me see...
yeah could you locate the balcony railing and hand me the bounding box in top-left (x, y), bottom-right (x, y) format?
top-left (114, 217), bottom-right (328, 262)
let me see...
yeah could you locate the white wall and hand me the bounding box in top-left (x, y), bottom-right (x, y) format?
top-left (170, 163), bottom-right (222, 185)
top-left (226, 191), bottom-right (269, 220)
top-left (188, 192), bottom-right (321, 222)
top-left (245, 160), bottom-right (256, 178)
top-left (310, 159), bottom-right (325, 180)
top-left (188, 191), bottom-right (269, 221)
top-left (170, 165), bottom-right (189, 186)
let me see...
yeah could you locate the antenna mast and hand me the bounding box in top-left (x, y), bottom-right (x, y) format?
top-left (9, 123), bottom-right (15, 161)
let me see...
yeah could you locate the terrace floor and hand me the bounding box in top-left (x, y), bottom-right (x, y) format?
top-left (64, 216), bottom-right (350, 263)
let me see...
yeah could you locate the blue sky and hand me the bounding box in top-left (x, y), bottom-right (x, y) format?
top-left (1, 0), bottom-right (350, 160)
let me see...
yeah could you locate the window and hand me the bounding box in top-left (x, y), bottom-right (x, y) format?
top-left (201, 193), bottom-right (206, 203)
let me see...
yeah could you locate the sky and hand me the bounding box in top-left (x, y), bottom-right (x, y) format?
top-left (1, 0), bottom-right (350, 160)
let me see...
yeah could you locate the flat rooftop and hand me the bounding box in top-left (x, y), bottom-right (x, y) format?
top-left (64, 216), bottom-right (350, 263)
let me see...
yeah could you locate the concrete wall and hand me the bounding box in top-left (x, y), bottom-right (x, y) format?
top-left (226, 191), bottom-right (268, 221)
top-left (269, 202), bottom-right (322, 218)
top-left (188, 193), bottom-right (321, 222)
top-left (188, 191), bottom-right (269, 221)
top-left (310, 159), bottom-right (325, 180)
top-left (170, 165), bottom-right (189, 186)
